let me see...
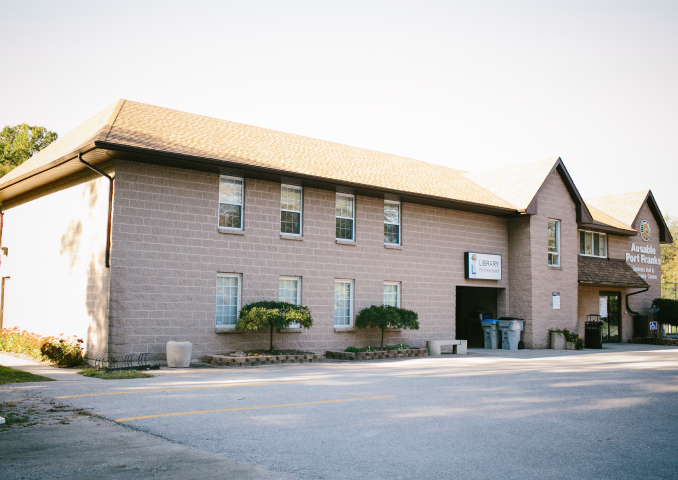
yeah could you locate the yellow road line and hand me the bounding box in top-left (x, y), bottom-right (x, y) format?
top-left (116, 395), bottom-right (396, 422)
top-left (57, 381), bottom-right (299, 399)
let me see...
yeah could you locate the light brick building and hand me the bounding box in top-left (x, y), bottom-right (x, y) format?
top-left (0, 100), bottom-right (672, 359)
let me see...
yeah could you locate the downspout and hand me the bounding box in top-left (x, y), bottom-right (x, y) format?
top-left (626, 287), bottom-right (649, 316)
top-left (78, 153), bottom-right (113, 268)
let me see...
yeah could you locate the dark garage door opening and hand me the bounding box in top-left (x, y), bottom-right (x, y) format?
top-left (456, 286), bottom-right (500, 348)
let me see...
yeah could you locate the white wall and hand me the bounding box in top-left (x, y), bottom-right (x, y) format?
top-left (1, 167), bottom-right (112, 358)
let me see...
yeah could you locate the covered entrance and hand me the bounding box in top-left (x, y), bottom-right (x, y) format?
top-left (456, 287), bottom-right (499, 348)
top-left (599, 292), bottom-right (622, 343)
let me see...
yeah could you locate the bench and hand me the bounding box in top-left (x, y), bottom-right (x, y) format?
top-left (426, 340), bottom-right (467, 356)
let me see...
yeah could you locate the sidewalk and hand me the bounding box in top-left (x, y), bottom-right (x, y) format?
top-left (0, 353), bottom-right (84, 381)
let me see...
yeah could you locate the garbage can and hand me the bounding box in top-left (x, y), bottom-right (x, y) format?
top-left (497, 318), bottom-right (525, 350)
top-left (585, 314), bottom-right (603, 349)
top-left (481, 319), bottom-right (500, 349)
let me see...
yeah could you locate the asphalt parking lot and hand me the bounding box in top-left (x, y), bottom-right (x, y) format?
top-left (2, 344), bottom-right (678, 480)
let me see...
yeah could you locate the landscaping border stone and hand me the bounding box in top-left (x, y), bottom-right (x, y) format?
top-left (325, 348), bottom-right (428, 361)
top-left (204, 354), bottom-right (323, 367)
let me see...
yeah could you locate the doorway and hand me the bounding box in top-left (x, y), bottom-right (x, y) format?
top-left (599, 292), bottom-right (622, 343)
top-left (456, 287), bottom-right (498, 348)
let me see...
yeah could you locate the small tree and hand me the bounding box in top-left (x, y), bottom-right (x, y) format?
top-left (355, 305), bottom-right (419, 349)
top-left (236, 301), bottom-right (313, 351)
top-left (0, 124), bottom-right (58, 177)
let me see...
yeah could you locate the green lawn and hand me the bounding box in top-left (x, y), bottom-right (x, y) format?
top-left (0, 365), bottom-right (54, 385)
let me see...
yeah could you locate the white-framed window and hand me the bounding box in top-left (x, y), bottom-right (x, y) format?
top-left (548, 219), bottom-right (560, 266)
top-left (216, 273), bottom-right (241, 327)
top-left (383, 282), bottom-right (400, 307)
top-left (579, 230), bottom-right (607, 258)
top-left (335, 193), bottom-right (355, 241)
top-left (279, 276), bottom-right (301, 328)
top-left (334, 279), bottom-right (354, 327)
top-left (281, 185), bottom-right (302, 235)
top-left (219, 176), bottom-right (244, 230)
top-left (384, 201), bottom-right (400, 245)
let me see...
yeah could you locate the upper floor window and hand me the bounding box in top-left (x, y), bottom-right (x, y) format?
top-left (384, 201), bottom-right (400, 245)
top-left (548, 219), bottom-right (560, 266)
top-left (219, 176), bottom-right (244, 230)
top-left (336, 194), bottom-right (355, 241)
top-left (281, 185), bottom-right (302, 235)
top-left (216, 273), bottom-right (241, 327)
top-left (383, 282), bottom-right (400, 307)
top-left (580, 230), bottom-right (606, 257)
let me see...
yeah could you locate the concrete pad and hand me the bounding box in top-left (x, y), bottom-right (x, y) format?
top-left (0, 388), bottom-right (294, 480)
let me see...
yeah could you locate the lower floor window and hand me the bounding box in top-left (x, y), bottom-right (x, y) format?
top-left (216, 274), bottom-right (241, 326)
top-left (383, 282), bottom-right (400, 307)
top-left (279, 277), bottom-right (301, 327)
top-left (334, 280), bottom-right (353, 326)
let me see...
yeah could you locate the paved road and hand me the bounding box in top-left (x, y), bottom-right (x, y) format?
top-left (2, 345), bottom-right (678, 479)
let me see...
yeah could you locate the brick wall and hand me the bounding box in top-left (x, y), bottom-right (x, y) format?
top-left (527, 172), bottom-right (579, 348)
top-left (508, 216), bottom-right (533, 344)
top-left (1, 167), bottom-right (112, 358)
top-left (109, 160), bottom-right (510, 358)
top-left (578, 201), bottom-right (663, 342)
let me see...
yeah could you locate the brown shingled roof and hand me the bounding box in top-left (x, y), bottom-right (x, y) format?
top-left (0, 99), bottom-right (512, 209)
top-left (578, 256), bottom-right (648, 287)
top-left (463, 158), bottom-right (559, 210)
top-left (585, 191), bottom-right (649, 228)
top-left (585, 204), bottom-right (637, 233)
top-left (0, 100), bottom-right (124, 184)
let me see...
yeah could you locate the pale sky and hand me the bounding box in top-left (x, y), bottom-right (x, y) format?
top-left (2, 0), bottom-right (676, 218)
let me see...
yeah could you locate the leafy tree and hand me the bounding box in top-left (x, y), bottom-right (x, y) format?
top-left (355, 305), bottom-right (419, 349)
top-left (236, 301), bottom-right (313, 350)
top-left (661, 214), bottom-right (678, 288)
top-left (652, 298), bottom-right (678, 326)
top-left (0, 124), bottom-right (58, 177)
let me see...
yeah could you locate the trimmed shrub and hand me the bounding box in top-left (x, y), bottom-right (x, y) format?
top-left (355, 305), bottom-right (419, 348)
top-left (0, 327), bottom-right (84, 367)
top-left (652, 298), bottom-right (678, 326)
top-left (236, 301), bottom-right (313, 350)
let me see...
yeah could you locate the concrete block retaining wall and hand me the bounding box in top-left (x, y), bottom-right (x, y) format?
top-left (325, 348), bottom-right (428, 360)
top-left (204, 353), bottom-right (323, 367)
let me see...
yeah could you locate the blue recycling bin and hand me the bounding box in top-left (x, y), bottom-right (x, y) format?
top-left (481, 319), bottom-right (500, 349)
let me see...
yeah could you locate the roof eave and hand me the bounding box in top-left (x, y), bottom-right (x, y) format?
top-left (523, 158), bottom-right (594, 223)
top-left (94, 141), bottom-right (520, 217)
top-left (577, 222), bottom-right (638, 237)
top-left (578, 280), bottom-right (649, 288)
top-left (630, 191), bottom-right (674, 244)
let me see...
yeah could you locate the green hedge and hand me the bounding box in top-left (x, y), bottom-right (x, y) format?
top-left (652, 298), bottom-right (678, 326)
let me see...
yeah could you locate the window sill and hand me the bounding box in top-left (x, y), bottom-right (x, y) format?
top-left (278, 327), bottom-right (303, 333)
top-left (280, 234), bottom-right (303, 241)
top-left (336, 239), bottom-right (356, 246)
top-left (334, 327), bottom-right (357, 332)
top-left (384, 244), bottom-right (402, 250)
top-left (548, 265), bottom-right (562, 270)
top-left (215, 326), bottom-right (239, 334)
top-left (218, 227), bottom-right (245, 235)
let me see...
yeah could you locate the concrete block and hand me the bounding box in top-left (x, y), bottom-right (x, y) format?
top-left (166, 341), bottom-right (192, 368)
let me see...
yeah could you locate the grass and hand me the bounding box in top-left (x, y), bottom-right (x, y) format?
top-left (79, 367), bottom-right (153, 380)
top-left (0, 365), bottom-right (54, 385)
